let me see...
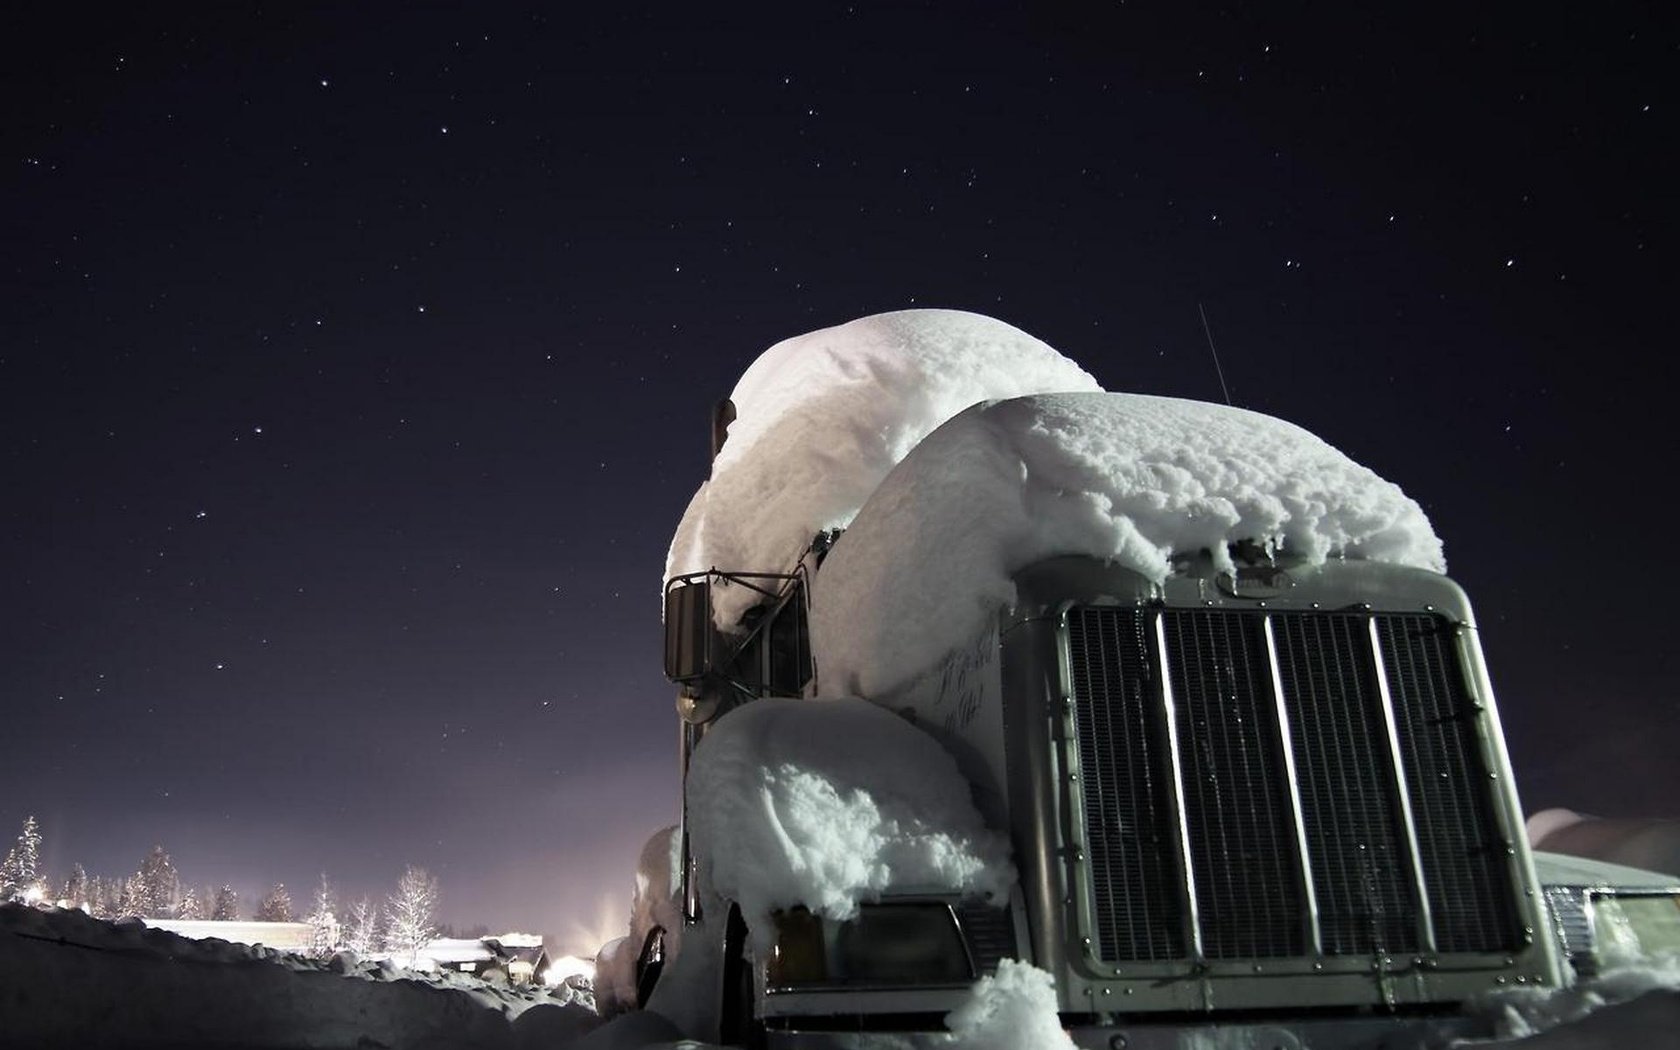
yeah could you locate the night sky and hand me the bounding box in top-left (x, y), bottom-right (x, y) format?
top-left (4, 5), bottom-right (1673, 947)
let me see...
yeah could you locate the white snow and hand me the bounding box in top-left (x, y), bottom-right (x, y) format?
top-left (683, 697), bottom-right (1014, 948)
top-left (813, 392), bottom-right (1444, 696)
top-left (666, 309), bottom-right (1100, 629)
top-left (944, 959), bottom-right (1078, 1050)
top-left (594, 825), bottom-right (685, 1018)
top-left (1457, 955), bottom-right (1680, 1047)
top-left (0, 902), bottom-right (597, 1048)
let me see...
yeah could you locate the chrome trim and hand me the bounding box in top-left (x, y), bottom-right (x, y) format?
top-left (1367, 618), bottom-right (1437, 954)
top-left (1154, 610), bottom-right (1205, 962)
top-left (1264, 615), bottom-right (1323, 956)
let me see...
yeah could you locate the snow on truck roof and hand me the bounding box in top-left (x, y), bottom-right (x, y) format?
top-left (665, 309), bottom-right (1100, 624)
top-left (813, 391), bottom-right (1444, 695)
top-left (667, 309), bottom-right (1440, 638)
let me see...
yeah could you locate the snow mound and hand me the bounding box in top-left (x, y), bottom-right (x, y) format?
top-left (666, 309), bottom-right (1099, 628)
top-left (594, 825), bottom-right (685, 1019)
top-left (1458, 953), bottom-right (1680, 1047)
top-left (944, 959), bottom-right (1078, 1050)
top-left (813, 392), bottom-right (1444, 696)
top-left (684, 697), bottom-right (1014, 946)
top-left (0, 902), bottom-right (589, 1048)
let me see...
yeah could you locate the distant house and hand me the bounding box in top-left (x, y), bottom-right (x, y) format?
top-left (419, 933), bottom-right (549, 986)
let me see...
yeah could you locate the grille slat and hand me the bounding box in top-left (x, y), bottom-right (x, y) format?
top-left (1065, 603), bottom-right (1521, 965)
top-left (1380, 616), bottom-right (1524, 952)
top-left (1067, 608), bottom-right (1184, 962)
top-left (1273, 615), bottom-right (1418, 954)
top-left (1163, 611), bottom-right (1304, 959)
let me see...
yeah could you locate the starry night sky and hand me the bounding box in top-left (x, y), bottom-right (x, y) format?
top-left (3, 4), bottom-right (1673, 945)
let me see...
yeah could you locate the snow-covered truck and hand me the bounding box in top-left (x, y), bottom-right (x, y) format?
top-left (639, 311), bottom-right (1680, 1048)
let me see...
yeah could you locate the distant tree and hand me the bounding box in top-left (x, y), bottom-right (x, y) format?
top-left (385, 866), bottom-right (439, 965)
top-left (137, 846), bottom-right (181, 918)
top-left (211, 885), bottom-right (240, 921)
top-left (344, 897), bottom-right (379, 956)
top-left (255, 883), bottom-right (294, 922)
top-left (84, 874), bottom-right (111, 918)
top-left (61, 863), bottom-right (88, 909)
top-left (0, 815), bottom-right (44, 902)
top-left (177, 885), bottom-right (204, 920)
top-left (303, 875), bottom-right (336, 957)
top-left (117, 873), bottom-right (146, 918)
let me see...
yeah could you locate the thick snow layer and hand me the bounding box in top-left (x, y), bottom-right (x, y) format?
top-left (813, 392), bottom-right (1444, 696)
top-left (684, 697), bottom-right (1014, 946)
top-left (944, 959), bottom-right (1078, 1050)
top-left (666, 310), bottom-right (1099, 628)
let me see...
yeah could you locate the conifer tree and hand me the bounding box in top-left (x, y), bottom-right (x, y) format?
top-left (137, 846), bottom-right (180, 918)
top-left (177, 885), bottom-right (204, 920)
top-left (211, 885), bottom-right (239, 921)
top-left (303, 875), bottom-right (336, 957)
top-left (255, 883), bottom-right (294, 922)
top-left (117, 873), bottom-right (146, 917)
top-left (61, 863), bottom-right (88, 909)
top-left (0, 815), bottom-right (43, 902)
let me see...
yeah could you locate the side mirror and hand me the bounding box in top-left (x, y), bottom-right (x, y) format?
top-left (664, 578), bottom-right (713, 682)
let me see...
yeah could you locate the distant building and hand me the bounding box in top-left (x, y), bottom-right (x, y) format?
top-left (418, 933), bottom-right (549, 986)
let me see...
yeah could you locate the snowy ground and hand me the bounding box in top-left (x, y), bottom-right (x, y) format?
top-left (4, 901), bottom-right (1677, 1049)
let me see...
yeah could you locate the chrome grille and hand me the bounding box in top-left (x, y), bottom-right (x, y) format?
top-left (1066, 604), bottom-right (1523, 964)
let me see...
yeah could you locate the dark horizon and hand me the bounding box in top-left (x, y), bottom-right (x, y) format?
top-left (4, 4), bottom-right (1673, 947)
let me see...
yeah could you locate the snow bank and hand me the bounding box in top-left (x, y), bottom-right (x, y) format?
top-left (0, 902), bottom-right (595, 1049)
top-left (945, 959), bottom-right (1078, 1050)
top-left (684, 697), bottom-right (1014, 946)
top-left (666, 310), bottom-right (1099, 628)
top-left (813, 392), bottom-right (1444, 696)
top-left (1458, 954), bottom-right (1680, 1047)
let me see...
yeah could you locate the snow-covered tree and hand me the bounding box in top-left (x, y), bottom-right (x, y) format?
top-left (255, 883), bottom-right (294, 922)
top-left (341, 897), bottom-right (377, 955)
top-left (177, 885), bottom-right (204, 920)
top-left (384, 866), bottom-right (439, 965)
top-left (85, 874), bottom-right (114, 918)
top-left (303, 875), bottom-right (336, 957)
top-left (211, 885), bottom-right (239, 921)
top-left (0, 815), bottom-right (44, 902)
top-left (117, 873), bottom-right (146, 918)
top-left (137, 846), bottom-right (180, 918)
top-left (60, 863), bottom-right (88, 909)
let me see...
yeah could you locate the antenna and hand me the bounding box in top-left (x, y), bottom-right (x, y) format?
top-left (1197, 302), bottom-right (1232, 406)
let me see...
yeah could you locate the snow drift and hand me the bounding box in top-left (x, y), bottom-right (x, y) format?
top-left (0, 903), bottom-right (596, 1049)
top-left (683, 697), bottom-right (1014, 946)
top-left (666, 309), bottom-right (1099, 628)
top-left (813, 391), bottom-right (1444, 695)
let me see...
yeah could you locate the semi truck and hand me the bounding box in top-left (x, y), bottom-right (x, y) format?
top-left (640, 335), bottom-right (1678, 1049)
